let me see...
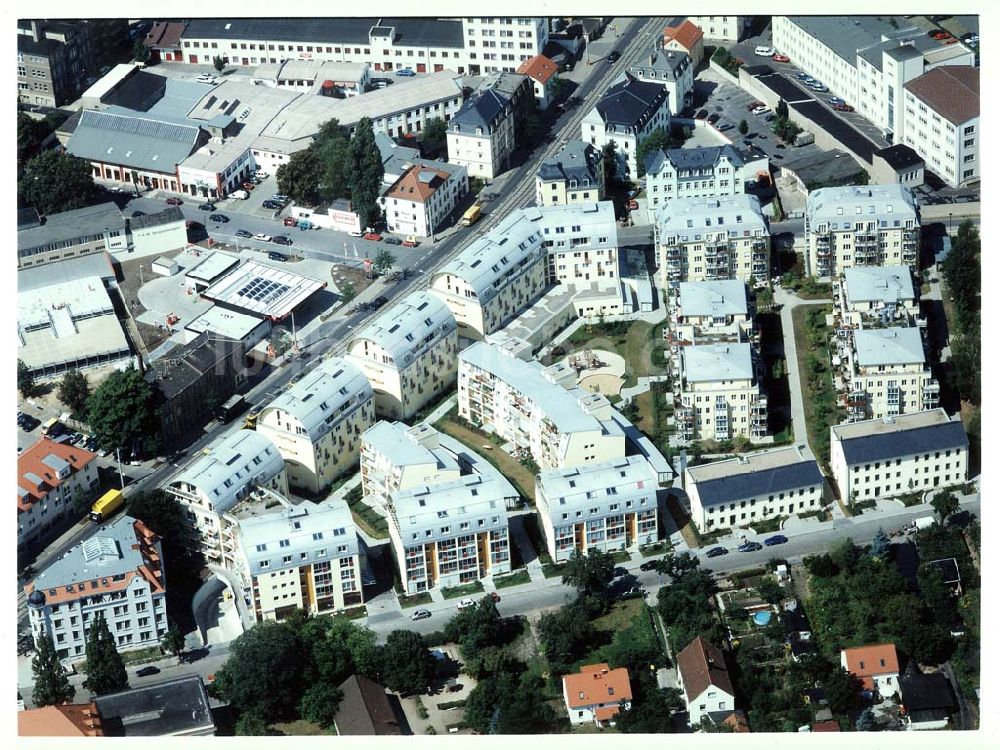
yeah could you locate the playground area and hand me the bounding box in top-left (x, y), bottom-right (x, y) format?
top-left (561, 348), bottom-right (627, 398)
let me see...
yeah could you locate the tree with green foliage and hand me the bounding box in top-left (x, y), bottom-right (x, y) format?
top-left (86, 365), bottom-right (160, 457)
top-left (339, 280), bottom-right (357, 303)
top-left (948, 326), bottom-right (980, 405)
top-left (755, 577), bottom-right (785, 605)
top-left (82, 613), bottom-right (129, 695)
top-left (17, 112), bottom-right (52, 170)
top-left (617, 677), bottom-right (684, 733)
top-left (380, 629), bottom-right (436, 696)
top-left (422, 116), bottom-right (447, 143)
top-left (126, 489), bottom-right (183, 541)
top-left (855, 706), bottom-right (875, 731)
top-left (601, 141), bottom-right (618, 183)
top-left (871, 527), bottom-right (891, 560)
top-left (656, 555), bottom-right (725, 649)
top-left (372, 249), bottom-right (395, 276)
top-left (32, 632), bottom-right (76, 706)
top-left (215, 622), bottom-right (307, 722)
top-left (444, 597), bottom-right (517, 660)
top-left (776, 99), bottom-right (789, 120)
top-left (298, 682), bottom-right (344, 728)
top-left (561, 548), bottom-right (615, 600)
top-left (931, 491), bottom-right (959, 525)
top-left (18, 150), bottom-right (100, 215)
top-left (636, 128), bottom-right (670, 177)
top-left (161, 624), bottom-right (186, 664)
top-left (738, 119), bottom-right (749, 135)
top-left (58, 370), bottom-right (90, 420)
top-left (347, 118), bottom-right (384, 229)
top-left (537, 600), bottom-right (597, 675)
top-left (276, 148), bottom-right (323, 207)
top-left (133, 39), bottom-right (150, 64)
top-left (235, 709), bottom-right (269, 735)
top-left (313, 118), bottom-right (351, 203)
top-left (463, 670), bottom-right (556, 734)
top-left (18, 359), bottom-right (35, 399)
top-left (213, 56), bottom-right (226, 73)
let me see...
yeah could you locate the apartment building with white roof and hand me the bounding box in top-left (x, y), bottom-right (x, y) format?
top-left (165, 429), bottom-right (288, 567)
top-left (235, 500), bottom-right (362, 622)
top-left (536, 456), bottom-right (660, 563)
top-left (537, 202), bottom-right (619, 288)
top-left (836, 327), bottom-right (938, 421)
top-left (685, 444), bottom-right (825, 531)
top-left (804, 184), bottom-right (920, 279)
top-left (837, 265), bottom-right (919, 328)
top-left (346, 291), bottom-right (458, 420)
top-left (388, 474), bottom-right (513, 594)
top-left (25, 515), bottom-right (166, 662)
top-left (675, 343), bottom-right (767, 442)
top-left (655, 194), bottom-right (769, 287)
top-left (458, 341), bottom-right (626, 471)
top-left (830, 409), bottom-right (968, 505)
top-left (671, 280), bottom-right (753, 344)
top-left (256, 358), bottom-right (375, 495)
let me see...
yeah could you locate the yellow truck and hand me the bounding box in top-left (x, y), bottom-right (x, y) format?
top-left (461, 202), bottom-right (483, 227)
top-left (89, 489), bottom-right (124, 524)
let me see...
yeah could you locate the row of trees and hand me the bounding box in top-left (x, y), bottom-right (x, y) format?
top-left (771, 99), bottom-right (803, 144)
top-left (940, 220), bottom-right (980, 405)
top-left (18, 149), bottom-right (101, 216)
top-left (275, 117), bottom-right (385, 230)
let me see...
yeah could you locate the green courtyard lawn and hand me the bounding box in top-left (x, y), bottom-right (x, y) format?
top-left (791, 304), bottom-right (839, 470)
top-left (434, 414), bottom-right (535, 501)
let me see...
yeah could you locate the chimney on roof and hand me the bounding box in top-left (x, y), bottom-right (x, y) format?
top-left (30, 20), bottom-right (41, 43)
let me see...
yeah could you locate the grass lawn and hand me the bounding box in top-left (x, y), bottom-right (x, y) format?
top-left (434, 417), bottom-right (535, 501)
top-left (398, 592), bottom-right (433, 609)
top-left (119, 646), bottom-right (163, 666)
top-left (791, 304), bottom-right (838, 469)
top-left (566, 320), bottom-right (662, 388)
top-left (271, 720), bottom-right (334, 736)
top-left (441, 581), bottom-right (485, 599)
top-left (333, 606), bottom-right (368, 621)
top-left (542, 562), bottom-right (567, 578)
top-left (639, 541), bottom-right (670, 558)
top-left (591, 598), bottom-right (647, 632)
top-left (344, 486), bottom-right (388, 539)
top-left (633, 390), bottom-right (656, 435)
top-left (493, 569), bottom-right (531, 589)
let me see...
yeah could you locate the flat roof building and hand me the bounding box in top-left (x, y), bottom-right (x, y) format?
top-left (200, 259), bottom-right (326, 321)
top-left (93, 675), bottom-right (215, 736)
top-left (17, 202), bottom-right (128, 269)
top-left (840, 265), bottom-right (918, 326)
top-left (673, 280), bottom-right (753, 344)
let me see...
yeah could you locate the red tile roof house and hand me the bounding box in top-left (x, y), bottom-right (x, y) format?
top-left (18, 438), bottom-right (99, 551)
top-left (676, 636), bottom-right (737, 727)
top-left (562, 663), bottom-right (633, 726)
top-left (841, 643), bottom-right (901, 699)
top-left (517, 54), bottom-right (559, 110)
top-left (663, 19), bottom-right (705, 67)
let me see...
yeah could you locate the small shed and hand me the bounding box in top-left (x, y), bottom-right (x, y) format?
top-left (152, 256), bottom-right (179, 276)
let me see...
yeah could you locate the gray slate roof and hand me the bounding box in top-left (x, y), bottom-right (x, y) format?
top-left (645, 144), bottom-right (745, 177)
top-left (450, 89), bottom-right (510, 135)
top-left (628, 48), bottom-right (692, 82)
top-left (784, 16), bottom-right (918, 65)
top-left (595, 75), bottom-right (667, 129)
top-left (692, 459), bottom-right (824, 508)
top-left (67, 109), bottom-right (203, 173)
top-left (537, 140), bottom-right (601, 185)
top-left (17, 203), bottom-right (124, 254)
top-left (836, 421), bottom-right (968, 465)
top-left (129, 206), bottom-right (184, 231)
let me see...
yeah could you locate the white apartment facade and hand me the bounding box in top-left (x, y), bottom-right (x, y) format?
top-left (838, 327), bottom-right (939, 421)
top-left (644, 145), bottom-right (745, 223)
top-left (804, 184), bottom-right (920, 279)
top-left (901, 66), bottom-right (979, 188)
top-left (581, 75), bottom-right (670, 178)
top-left (25, 516), bottom-right (167, 662)
top-left (684, 444), bottom-right (825, 531)
top-left (535, 140), bottom-right (606, 207)
top-left (165, 430), bottom-right (289, 567)
top-left (235, 500), bottom-right (363, 621)
top-left (830, 409), bottom-right (968, 505)
top-left (655, 194), bottom-right (770, 287)
top-left (671, 279), bottom-right (754, 344)
top-left (675, 343), bottom-right (768, 442)
top-left (688, 16), bottom-right (751, 42)
top-left (382, 162), bottom-right (469, 238)
top-left (18, 439), bottom-right (99, 551)
top-left (388, 474), bottom-right (513, 594)
top-left (535, 456), bottom-right (660, 563)
top-left (256, 358), bottom-right (375, 496)
top-left (462, 17), bottom-right (549, 74)
top-left (346, 291), bottom-right (458, 420)
top-left (360, 421), bottom-right (462, 512)
top-left (446, 88), bottom-right (516, 179)
top-left (537, 202), bottom-right (619, 288)
top-left (430, 209), bottom-right (547, 340)
top-left (458, 341), bottom-right (626, 471)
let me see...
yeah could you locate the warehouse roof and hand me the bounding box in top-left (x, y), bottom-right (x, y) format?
top-left (94, 675), bottom-right (214, 737)
top-left (18, 253), bottom-right (116, 292)
top-left (129, 206), bottom-right (184, 231)
top-left (17, 202), bottom-right (124, 255)
top-left (687, 445), bottom-right (823, 507)
top-left (201, 260), bottom-right (326, 320)
top-left (831, 409), bottom-right (968, 464)
top-left (853, 327), bottom-right (925, 367)
top-left (67, 109), bottom-right (202, 173)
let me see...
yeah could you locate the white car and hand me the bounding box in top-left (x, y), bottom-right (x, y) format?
top-left (348, 230), bottom-right (364, 238)
top-left (752, 106), bottom-right (770, 115)
top-left (253, 233), bottom-right (272, 242)
top-left (456, 598), bottom-right (476, 610)
top-left (754, 45), bottom-right (775, 57)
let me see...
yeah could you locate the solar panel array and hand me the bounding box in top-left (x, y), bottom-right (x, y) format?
top-left (236, 277), bottom-right (290, 306)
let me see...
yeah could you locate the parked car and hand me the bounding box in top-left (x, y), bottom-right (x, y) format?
top-left (456, 598), bottom-right (476, 610)
top-left (372, 79), bottom-right (391, 89)
top-left (136, 666), bottom-right (161, 677)
top-left (752, 106), bottom-right (770, 116)
top-left (833, 103), bottom-right (855, 112)
top-left (764, 534), bottom-right (788, 547)
top-left (639, 560), bottom-right (660, 572)
top-left (363, 231), bottom-right (383, 241)
top-left (271, 194), bottom-right (290, 203)
top-left (738, 542), bottom-right (763, 553)
top-left (621, 587), bottom-right (646, 600)
top-left (772, 53), bottom-right (790, 63)
top-left (707, 113), bottom-right (720, 124)
top-left (401, 238), bottom-right (418, 247)
top-left (371, 296), bottom-right (389, 310)
top-left (348, 230), bottom-right (364, 238)
top-left (241, 182), bottom-right (255, 191)
top-left (283, 216), bottom-right (297, 227)
top-left (271, 236), bottom-right (292, 246)
top-left (131, 210), bottom-right (146, 217)
top-left (695, 109), bottom-right (709, 119)
top-left (395, 67), bottom-right (415, 77)
top-left (626, 199), bottom-right (639, 211)
top-left (808, 83), bottom-right (828, 92)
top-left (717, 123), bottom-right (734, 132)
top-left (607, 50), bottom-right (621, 63)
top-left (795, 71), bottom-right (811, 80)
top-left (754, 45), bottom-right (775, 57)
top-left (253, 233), bottom-right (272, 242)
top-left (262, 200), bottom-right (282, 209)
top-left (20, 415), bottom-right (40, 432)
top-left (209, 213), bottom-right (228, 222)
top-left (411, 609), bottom-right (432, 621)
top-left (165, 197), bottom-right (183, 206)
top-left (490, 592), bottom-right (501, 603)
top-left (746, 100), bottom-right (765, 112)
top-left (198, 203), bottom-right (215, 211)
top-left (828, 96), bottom-right (846, 106)
top-left (235, 229), bottom-right (253, 238)
top-left (764, 113), bottom-right (776, 122)
top-left (384, 236), bottom-right (402, 245)
top-left (705, 546), bottom-right (729, 558)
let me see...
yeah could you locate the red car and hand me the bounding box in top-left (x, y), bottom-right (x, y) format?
top-left (626, 199), bottom-right (639, 211)
top-left (772, 54), bottom-right (790, 63)
top-left (746, 100), bottom-right (765, 112)
top-left (401, 239), bottom-right (418, 247)
top-left (165, 197), bottom-right (183, 206)
top-left (363, 232), bottom-right (383, 241)
top-left (833, 103), bottom-right (855, 112)
top-left (242, 182), bottom-right (255, 191)
top-left (283, 216), bottom-right (297, 227)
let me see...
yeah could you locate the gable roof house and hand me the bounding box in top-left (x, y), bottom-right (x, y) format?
top-left (517, 53), bottom-right (559, 110)
top-left (841, 643), bottom-right (902, 698)
top-left (562, 663), bottom-right (633, 726)
top-left (582, 75), bottom-right (670, 177)
top-left (676, 636), bottom-right (737, 726)
top-left (334, 675), bottom-right (405, 735)
top-left (446, 88), bottom-right (517, 179)
top-left (662, 18), bottom-right (705, 66)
